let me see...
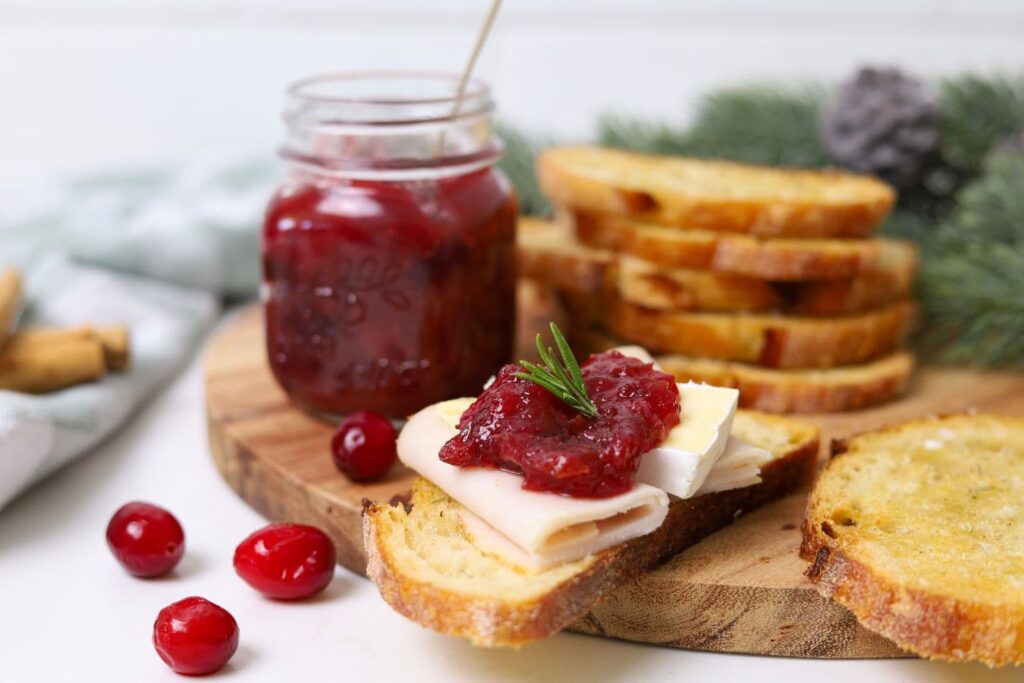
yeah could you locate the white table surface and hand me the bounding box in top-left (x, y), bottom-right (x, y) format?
top-left (0, 321), bottom-right (1019, 683)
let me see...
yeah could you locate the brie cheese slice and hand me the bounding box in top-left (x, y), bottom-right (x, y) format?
top-left (634, 382), bottom-right (739, 498)
top-left (697, 436), bottom-right (772, 494)
top-left (399, 400), bottom-right (670, 571)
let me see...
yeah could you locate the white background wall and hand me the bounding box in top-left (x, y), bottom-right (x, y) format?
top-left (3, 0), bottom-right (1024, 180)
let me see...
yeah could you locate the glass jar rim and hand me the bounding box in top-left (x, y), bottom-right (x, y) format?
top-left (285, 70), bottom-right (493, 125)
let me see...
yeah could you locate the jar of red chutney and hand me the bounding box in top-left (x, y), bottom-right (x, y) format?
top-left (263, 72), bottom-right (518, 419)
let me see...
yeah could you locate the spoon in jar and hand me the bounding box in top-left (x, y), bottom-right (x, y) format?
top-left (435, 0), bottom-right (504, 157)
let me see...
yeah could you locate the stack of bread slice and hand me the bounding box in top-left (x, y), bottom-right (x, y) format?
top-left (519, 146), bottom-right (918, 414)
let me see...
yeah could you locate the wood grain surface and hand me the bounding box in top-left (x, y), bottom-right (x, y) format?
top-left (204, 301), bottom-right (1024, 658)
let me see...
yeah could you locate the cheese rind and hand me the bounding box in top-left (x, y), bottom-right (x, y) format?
top-left (634, 382), bottom-right (739, 498)
top-left (399, 401), bottom-right (670, 571)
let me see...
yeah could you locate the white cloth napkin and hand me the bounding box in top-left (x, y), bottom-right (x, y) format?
top-left (0, 153), bottom-right (273, 510)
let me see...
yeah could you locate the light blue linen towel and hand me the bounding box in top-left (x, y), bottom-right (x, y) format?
top-left (0, 154), bottom-right (274, 509)
top-left (0, 153), bottom-right (275, 296)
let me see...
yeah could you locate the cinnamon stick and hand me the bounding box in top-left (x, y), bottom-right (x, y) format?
top-left (6, 325), bottom-right (131, 371)
top-left (0, 268), bottom-right (22, 343)
top-left (0, 337), bottom-right (106, 393)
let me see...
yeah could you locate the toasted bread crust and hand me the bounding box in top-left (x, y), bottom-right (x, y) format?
top-left (518, 218), bottom-right (914, 317)
top-left (571, 211), bottom-right (917, 282)
top-left (801, 415), bottom-right (1024, 666)
top-left (659, 354), bottom-right (913, 414)
top-left (517, 217), bottom-right (613, 295)
top-left (569, 326), bottom-right (913, 413)
top-left (617, 255), bottom-right (914, 317)
top-left (615, 257), bottom-right (783, 313)
top-left (537, 147), bottom-right (895, 238)
top-left (364, 414), bottom-right (819, 647)
top-left (564, 293), bottom-right (915, 369)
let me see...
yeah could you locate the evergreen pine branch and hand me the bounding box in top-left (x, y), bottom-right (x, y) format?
top-left (683, 84), bottom-right (830, 168)
top-left (938, 73), bottom-right (1024, 174)
top-left (597, 115), bottom-right (692, 155)
top-left (879, 209), bottom-right (936, 243)
top-left (496, 122), bottom-right (553, 217)
top-left (914, 152), bottom-right (1024, 366)
top-left (955, 152), bottom-right (1024, 242)
top-left (599, 84), bottom-right (829, 168)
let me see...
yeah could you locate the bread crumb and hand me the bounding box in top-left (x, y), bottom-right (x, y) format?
top-left (923, 439), bottom-right (944, 451)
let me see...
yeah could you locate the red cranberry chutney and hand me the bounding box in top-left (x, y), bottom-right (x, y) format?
top-left (262, 73), bottom-right (517, 419)
top-left (440, 351), bottom-right (681, 498)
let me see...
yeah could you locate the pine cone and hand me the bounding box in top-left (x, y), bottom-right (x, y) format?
top-left (822, 66), bottom-right (940, 188)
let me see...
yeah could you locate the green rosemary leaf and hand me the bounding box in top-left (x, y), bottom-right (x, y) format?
top-left (550, 322), bottom-right (586, 390)
top-left (541, 343), bottom-right (576, 398)
top-left (513, 372), bottom-right (574, 402)
top-left (517, 360), bottom-right (559, 385)
top-left (517, 323), bottom-right (599, 418)
top-left (536, 335), bottom-right (561, 376)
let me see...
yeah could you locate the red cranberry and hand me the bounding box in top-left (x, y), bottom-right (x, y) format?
top-left (153, 597), bottom-right (239, 676)
top-left (233, 523), bottom-right (336, 600)
top-left (105, 501), bottom-right (185, 578)
top-left (330, 410), bottom-right (398, 482)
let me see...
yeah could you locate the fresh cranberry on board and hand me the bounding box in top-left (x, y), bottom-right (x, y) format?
top-left (153, 597), bottom-right (239, 676)
top-left (105, 502), bottom-right (185, 578)
top-left (233, 523), bottom-right (336, 600)
top-left (330, 410), bottom-right (398, 482)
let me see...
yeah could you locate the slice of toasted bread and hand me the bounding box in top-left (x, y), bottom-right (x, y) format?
top-left (618, 254), bottom-right (914, 317)
top-left (570, 211), bottom-right (918, 282)
top-left (517, 217), bottom-right (613, 296)
top-left (364, 411), bottom-right (819, 647)
top-left (520, 218), bottom-right (781, 312)
top-left (518, 219), bottom-right (913, 317)
top-left (801, 415), bottom-right (1024, 666)
top-left (537, 147), bottom-right (895, 238)
top-left (570, 326), bottom-right (914, 414)
top-left (561, 292), bottom-right (915, 369)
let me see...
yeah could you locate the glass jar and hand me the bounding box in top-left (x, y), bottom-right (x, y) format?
top-left (263, 72), bottom-right (518, 419)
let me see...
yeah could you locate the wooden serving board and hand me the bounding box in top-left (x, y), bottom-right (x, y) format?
top-left (205, 303), bottom-right (1024, 659)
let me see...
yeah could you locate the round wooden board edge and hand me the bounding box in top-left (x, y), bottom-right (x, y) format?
top-left (207, 307), bottom-right (1022, 659)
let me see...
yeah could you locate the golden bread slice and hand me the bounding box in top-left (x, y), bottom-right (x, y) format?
top-left (802, 415), bottom-right (1024, 666)
top-left (570, 211), bottom-right (918, 282)
top-left (570, 325), bottom-right (914, 414)
top-left (364, 411), bottom-right (819, 647)
top-left (516, 217), bottom-right (613, 296)
top-left (617, 253), bottom-right (914, 317)
top-left (537, 147), bottom-right (896, 238)
top-left (560, 292), bottom-right (915, 369)
top-left (518, 218), bottom-right (913, 317)
top-left (519, 218), bottom-right (779, 312)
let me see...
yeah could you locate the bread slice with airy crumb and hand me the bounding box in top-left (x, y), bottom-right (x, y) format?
top-left (516, 217), bottom-right (614, 297)
top-left (617, 253), bottom-right (914, 318)
top-left (561, 292), bottom-right (915, 370)
top-left (363, 411), bottom-right (819, 647)
top-left (801, 415), bottom-right (1024, 666)
top-left (571, 211), bottom-right (918, 282)
top-left (518, 218), bottom-right (914, 317)
top-left (537, 147), bottom-right (895, 238)
top-left (569, 325), bottom-right (914, 414)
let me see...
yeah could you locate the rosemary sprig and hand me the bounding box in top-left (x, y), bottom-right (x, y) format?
top-left (514, 323), bottom-right (598, 418)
